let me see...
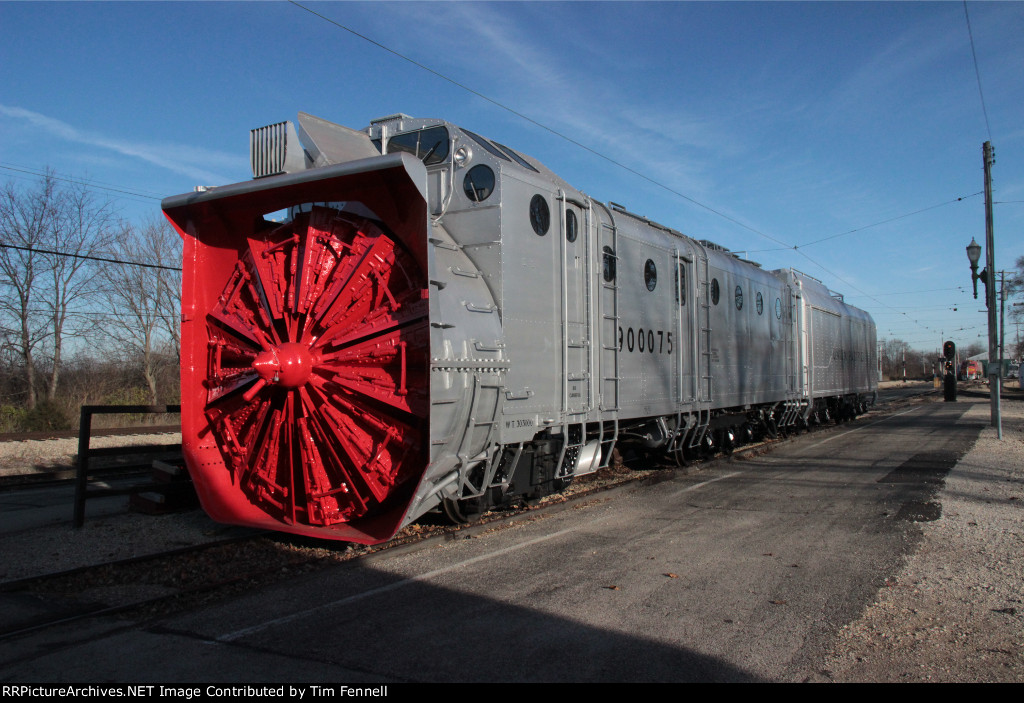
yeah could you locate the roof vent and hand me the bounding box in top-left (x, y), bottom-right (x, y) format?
top-left (250, 121), bottom-right (306, 178)
top-left (370, 113), bottom-right (413, 125)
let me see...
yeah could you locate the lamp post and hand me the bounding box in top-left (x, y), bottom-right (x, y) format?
top-left (965, 140), bottom-right (1001, 438)
top-left (966, 238), bottom-right (983, 298)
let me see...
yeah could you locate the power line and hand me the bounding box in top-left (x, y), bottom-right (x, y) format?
top-left (963, 0), bottom-right (993, 141)
top-left (285, 1), bottom-right (967, 344)
top-left (0, 243), bottom-right (181, 272)
top-left (796, 192), bottom-right (983, 248)
top-left (747, 192), bottom-right (983, 253)
top-left (1, 166), bottom-right (179, 271)
top-left (286, 0), bottom-right (795, 251)
top-left (6, 308), bottom-right (179, 321)
top-left (0, 163), bottom-right (163, 202)
top-left (1, 168), bottom-right (159, 206)
top-left (845, 286), bottom-right (966, 298)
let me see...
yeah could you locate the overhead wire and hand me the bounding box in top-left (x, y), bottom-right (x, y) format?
top-left (285, 1), bottom-right (982, 345)
top-left (0, 163), bottom-right (163, 202)
top-left (0, 165), bottom-right (179, 272)
top-left (286, 0), bottom-right (795, 251)
top-left (844, 285), bottom-right (966, 298)
top-left (747, 192), bottom-right (983, 253)
top-left (962, 0), bottom-right (993, 141)
top-left (1, 5), bottom-right (988, 345)
top-left (0, 243), bottom-right (181, 272)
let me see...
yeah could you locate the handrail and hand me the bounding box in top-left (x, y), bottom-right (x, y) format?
top-left (72, 405), bottom-right (181, 528)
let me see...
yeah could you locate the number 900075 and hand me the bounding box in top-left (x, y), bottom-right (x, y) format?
top-left (618, 326), bottom-right (673, 354)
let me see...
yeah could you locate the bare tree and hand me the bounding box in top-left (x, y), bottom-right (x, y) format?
top-left (101, 216), bottom-right (182, 404)
top-left (962, 341), bottom-right (985, 358)
top-left (0, 173), bottom-right (59, 408)
top-left (1007, 255), bottom-right (1024, 361)
top-left (879, 338), bottom-right (910, 379)
top-left (152, 219), bottom-right (182, 361)
top-left (0, 171), bottom-right (116, 409)
top-left (41, 179), bottom-right (116, 402)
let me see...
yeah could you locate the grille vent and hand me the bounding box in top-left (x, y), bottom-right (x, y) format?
top-left (250, 121), bottom-right (304, 178)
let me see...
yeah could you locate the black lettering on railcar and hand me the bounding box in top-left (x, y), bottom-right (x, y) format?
top-left (830, 348), bottom-right (868, 366)
top-left (617, 326), bottom-right (674, 355)
top-left (505, 418), bottom-right (535, 429)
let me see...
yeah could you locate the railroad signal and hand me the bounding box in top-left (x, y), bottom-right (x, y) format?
top-left (943, 340), bottom-right (957, 402)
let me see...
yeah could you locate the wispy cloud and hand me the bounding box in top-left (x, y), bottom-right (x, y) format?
top-left (0, 104), bottom-right (247, 184)
top-left (394, 3), bottom-right (727, 199)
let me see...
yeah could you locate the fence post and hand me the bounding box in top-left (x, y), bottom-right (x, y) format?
top-left (72, 406), bottom-right (94, 528)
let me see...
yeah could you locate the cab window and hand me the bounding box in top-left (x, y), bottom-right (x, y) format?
top-left (386, 126), bottom-right (450, 165)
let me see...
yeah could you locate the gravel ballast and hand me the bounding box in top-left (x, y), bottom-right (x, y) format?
top-left (826, 393), bottom-right (1024, 682)
top-left (0, 431), bottom-right (182, 477)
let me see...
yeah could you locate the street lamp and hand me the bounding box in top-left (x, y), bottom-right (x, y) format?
top-left (966, 238), bottom-right (986, 301)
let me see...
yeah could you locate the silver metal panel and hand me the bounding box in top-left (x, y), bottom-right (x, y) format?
top-left (788, 269), bottom-right (878, 398)
top-left (559, 194), bottom-right (593, 416)
top-left (810, 306), bottom-right (844, 395)
top-left (703, 250), bottom-right (793, 409)
top-left (498, 174), bottom-right (562, 427)
top-left (612, 228), bottom-right (680, 417)
top-left (296, 112), bottom-right (380, 166)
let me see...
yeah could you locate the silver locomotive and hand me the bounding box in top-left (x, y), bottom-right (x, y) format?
top-left (162, 113), bottom-right (877, 543)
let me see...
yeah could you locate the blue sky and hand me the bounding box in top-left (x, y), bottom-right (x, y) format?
top-left (2, 1), bottom-right (1022, 355)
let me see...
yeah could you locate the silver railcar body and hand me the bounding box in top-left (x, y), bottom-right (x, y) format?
top-left (371, 114), bottom-right (877, 527)
top-left (165, 112), bottom-right (878, 542)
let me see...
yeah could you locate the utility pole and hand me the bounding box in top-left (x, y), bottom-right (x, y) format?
top-left (983, 141), bottom-right (1002, 438)
top-left (999, 270), bottom-right (1006, 377)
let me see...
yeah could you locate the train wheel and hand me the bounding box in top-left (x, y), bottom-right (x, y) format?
top-left (201, 207), bottom-right (429, 534)
top-left (441, 497), bottom-right (482, 524)
top-left (741, 423), bottom-right (755, 443)
top-left (720, 428), bottom-right (735, 455)
top-left (700, 432), bottom-right (716, 458)
top-left (672, 444), bottom-right (690, 468)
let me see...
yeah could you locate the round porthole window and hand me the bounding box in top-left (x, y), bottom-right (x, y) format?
top-left (644, 259), bottom-right (657, 291)
top-left (463, 164), bottom-right (494, 202)
top-left (711, 278), bottom-right (720, 305)
top-left (734, 285), bottom-right (743, 310)
top-left (775, 298), bottom-right (783, 319)
top-left (566, 210), bottom-right (578, 243)
top-left (756, 291), bottom-right (764, 315)
top-left (529, 194), bottom-right (550, 236)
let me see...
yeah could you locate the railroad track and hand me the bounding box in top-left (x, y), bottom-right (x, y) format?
top-left (0, 401), bottom-right (918, 642)
top-left (0, 448), bottom-right (709, 641)
top-left (0, 452), bottom-right (183, 492)
top-left (0, 427), bottom-right (183, 492)
top-left (0, 425), bottom-right (180, 443)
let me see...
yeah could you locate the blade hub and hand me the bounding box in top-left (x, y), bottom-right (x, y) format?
top-left (252, 342), bottom-right (314, 388)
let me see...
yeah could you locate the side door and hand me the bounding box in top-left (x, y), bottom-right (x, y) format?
top-left (674, 242), bottom-right (698, 406)
top-left (559, 195), bottom-right (592, 416)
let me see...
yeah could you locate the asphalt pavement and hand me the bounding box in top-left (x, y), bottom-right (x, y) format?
top-left (0, 394), bottom-right (984, 682)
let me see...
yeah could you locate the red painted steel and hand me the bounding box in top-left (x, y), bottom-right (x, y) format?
top-left (164, 158), bottom-right (430, 543)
